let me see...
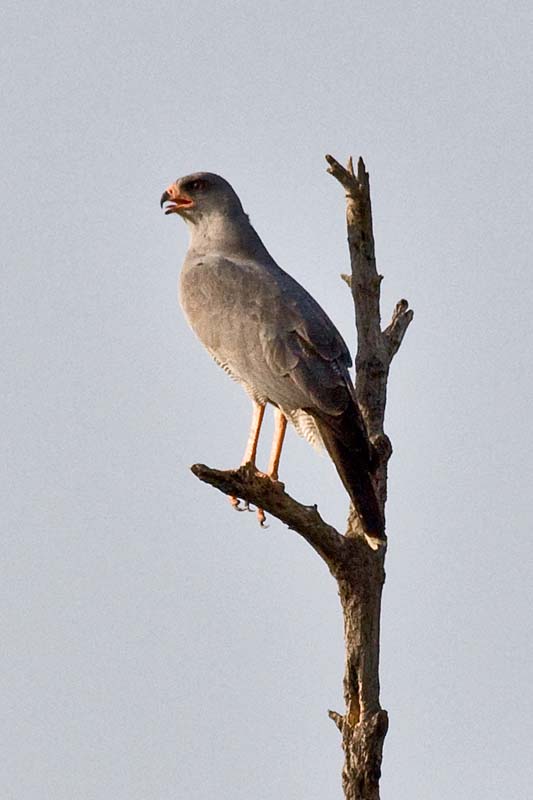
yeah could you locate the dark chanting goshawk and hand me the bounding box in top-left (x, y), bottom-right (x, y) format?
top-left (160, 172), bottom-right (385, 544)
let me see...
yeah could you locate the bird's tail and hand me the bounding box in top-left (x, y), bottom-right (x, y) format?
top-left (312, 410), bottom-right (386, 548)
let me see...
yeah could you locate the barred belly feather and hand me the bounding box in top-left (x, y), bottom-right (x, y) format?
top-left (288, 409), bottom-right (324, 450)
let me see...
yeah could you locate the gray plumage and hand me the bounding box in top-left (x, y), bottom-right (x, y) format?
top-left (161, 172), bottom-right (385, 541)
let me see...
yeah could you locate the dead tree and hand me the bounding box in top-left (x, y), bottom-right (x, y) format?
top-left (191, 155), bottom-right (413, 800)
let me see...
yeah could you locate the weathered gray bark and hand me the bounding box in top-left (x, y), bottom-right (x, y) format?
top-left (192, 155), bottom-right (412, 799)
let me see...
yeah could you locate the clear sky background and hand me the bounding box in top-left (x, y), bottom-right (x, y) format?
top-left (3, 1), bottom-right (532, 798)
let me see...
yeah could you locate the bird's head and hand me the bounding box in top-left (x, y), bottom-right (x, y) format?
top-left (160, 172), bottom-right (244, 224)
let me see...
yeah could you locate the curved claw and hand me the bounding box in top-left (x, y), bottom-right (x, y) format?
top-left (229, 495), bottom-right (244, 512)
top-left (229, 496), bottom-right (253, 513)
top-left (229, 496), bottom-right (267, 525)
top-left (257, 508), bottom-right (268, 527)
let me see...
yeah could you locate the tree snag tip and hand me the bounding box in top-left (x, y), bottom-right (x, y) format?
top-left (328, 709), bottom-right (345, 732)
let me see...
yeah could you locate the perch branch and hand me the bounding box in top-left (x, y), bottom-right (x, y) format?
top-left (191, 463), bottom-right (347, 571)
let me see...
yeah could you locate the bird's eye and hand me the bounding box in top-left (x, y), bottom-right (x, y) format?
top-left (184, 179), bottom-right (210, 192)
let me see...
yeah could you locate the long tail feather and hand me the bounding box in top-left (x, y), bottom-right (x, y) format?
top-left (312, 409), bottom-right (386, 546)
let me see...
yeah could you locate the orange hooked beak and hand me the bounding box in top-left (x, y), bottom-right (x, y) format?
top-left (160, 184), bottom-right (194, 215)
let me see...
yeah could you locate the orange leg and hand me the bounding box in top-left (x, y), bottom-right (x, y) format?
top-left (229, 404), bottom-right (288, 528)
top-left (256, 408), bottom-right (287, 526)
top-left (241, 401), bottom-right (265, 466)
top-left (266, 408), bottom-right (287, 480)
top-left (229, 401), bottom-right (265, 512)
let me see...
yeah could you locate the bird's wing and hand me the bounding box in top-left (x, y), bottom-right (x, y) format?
top-left (181, 253), bottom-right (354, 418)
top-left (257, 265), bottom-right (355, 417)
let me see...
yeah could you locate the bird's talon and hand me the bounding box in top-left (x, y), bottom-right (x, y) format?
top-left (229, 496), bottom-right (255, 514)
top-left (229, 495), bottom-right (245, 512)
top-left (257, 508), bottom-right (267, 526)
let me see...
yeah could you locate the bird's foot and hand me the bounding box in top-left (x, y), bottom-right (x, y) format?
top-left (229, 495), bottom-right (268, 527)
top-left (229, 495), bottom-right (252, 513)
top-left (255, 469), bottom-right (284, 488)
top-left (257, 508), bottom-right (268, 527)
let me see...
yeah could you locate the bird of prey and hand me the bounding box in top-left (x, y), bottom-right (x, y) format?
top-left (161, 172), bottom-right (385, 544)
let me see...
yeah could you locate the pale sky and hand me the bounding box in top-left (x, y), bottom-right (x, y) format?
top-left (3, 1), bottom-right (532, 798)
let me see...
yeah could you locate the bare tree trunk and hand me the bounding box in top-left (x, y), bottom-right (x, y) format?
top-left (191, 155), bottom-right (413, 799)
top-left (324, 155), bottom-right (411, 798)
top-left (330, 537), bottom-right (388, 800)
